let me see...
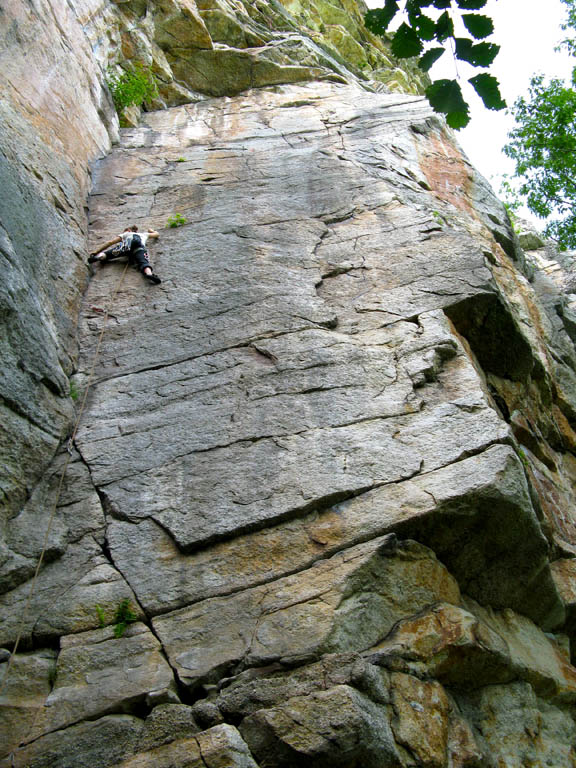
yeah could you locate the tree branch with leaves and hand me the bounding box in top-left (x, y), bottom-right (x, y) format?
top-left (365, 0), bottom-right (506, 128)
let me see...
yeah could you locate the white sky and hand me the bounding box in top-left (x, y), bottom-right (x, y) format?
top-left (364, 0), bottom-right (574, 200)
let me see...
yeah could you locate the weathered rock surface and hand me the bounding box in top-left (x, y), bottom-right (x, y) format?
top-left (118, 724), bottom-right (260, 768)
top-left (79, 0), bottom-right (427, 114)
top-left (0, 0), bottom-right (114, 522)
top-left (458, 682), bottom-right (576, 768)
top-left (1, 623), bottom-right (177, 756)
top-left (153, 537), bottom-right (459, 690)
top-left (0, 0), bottom-right (421, 585)
top-left (208, 655), bottom-right (486, 766)
top-left (370, 600), bottom-right (576, 701)
top-left (4, 1), bottom-right (576, 766)
top-left (0, 715), bottom-right (145, 768)
top-left (240, 684), bottom-right (398, 767)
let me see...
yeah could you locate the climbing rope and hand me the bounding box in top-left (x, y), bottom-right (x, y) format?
top-left (0, 261), bottom-right (131, 708)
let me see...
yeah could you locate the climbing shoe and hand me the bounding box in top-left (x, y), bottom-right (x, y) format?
top-left (146, 273), bottom-right (162, 284)
top-left (88, 254), bottom-right (100, 263)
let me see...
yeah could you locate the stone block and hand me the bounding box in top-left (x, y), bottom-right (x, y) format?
top-left (26, 624), bottom-right (177, 741)
top-left (117, 724), bottom-right (258, 768)
top-left (0, 715), bottom-right (143, 768)
top-left (240, 684), bottom-right (399, 767)
top-left (153, 536), bottom-right (459, 691)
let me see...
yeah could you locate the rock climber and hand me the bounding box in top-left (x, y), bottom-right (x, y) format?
top-left (88, 225), bottom-right (162, 284)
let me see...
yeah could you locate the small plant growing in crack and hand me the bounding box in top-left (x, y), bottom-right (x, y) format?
top-left (113, 598), bottom-right (138, 637)
top-left (167, 212), bottom-right (187, 228)
top-left (516, 447), bottom-right (531, 471)
top-left (95, 603), bottom-right (107, 628)
top-left (69, 379), bottom-right (79, 401)
top-left (47, 659), bottom-right (58, 688)
top-left (95, 598), bottom-right (138, 637)
top-left (106, 63), bottom-right (159, 123)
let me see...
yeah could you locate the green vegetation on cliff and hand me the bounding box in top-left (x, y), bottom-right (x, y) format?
top-left (106, 63), bottom-right (159, 122)
top-left (503, 0), bottom-right (576, 248)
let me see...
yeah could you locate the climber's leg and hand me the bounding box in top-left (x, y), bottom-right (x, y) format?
top-left (131, 248), bottom-right (162, 284)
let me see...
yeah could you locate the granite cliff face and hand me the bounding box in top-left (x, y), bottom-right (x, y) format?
top-left (3, 1), bottom-right (576, 766)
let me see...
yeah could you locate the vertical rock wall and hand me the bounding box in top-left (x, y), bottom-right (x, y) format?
top-left (0, 0), bottom-right (116, 573)
top-left (3, 1), bottom-right (576, 767)
top-left (0, 0), bottom-right (421, 607)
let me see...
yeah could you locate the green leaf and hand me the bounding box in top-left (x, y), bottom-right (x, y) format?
top-left (413, 13), bottom-right (437, 40)
top-left (456, 0), bottom-right (487, 8)
top-left (365, 1), bottom-right (399, 35)
top-left (469, 73), bottom-right (506, 110)
top-left (106, 63), bottom-right (159, 114)
top-left (435, 11), bottom-right (454, 42)
top-left (391, 22), bottom-right (424, 57)
top-left (454, 37), bottom-right (500, 66)
top-left (462, 13), bottom-right (494, 39)
top-left (446, 110), bottom-right (471, 130)
top-left (418, 47), bottom-right (445, 71)
top-left (406, 0), bottom-right (425, 14)
top-left (426, 79), bottom-right (470, 129)
top-left (432, 0), bottom-right (452, 8)
top-left (95, 604), bottom-right (106, 628)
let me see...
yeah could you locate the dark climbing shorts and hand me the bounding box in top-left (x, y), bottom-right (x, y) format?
top-left (104, 246), bottom-right (151, 273)
top-left (129, 247), bottom-right (152, 273)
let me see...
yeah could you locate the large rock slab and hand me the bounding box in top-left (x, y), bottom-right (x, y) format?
top-left (0, 714), bottom-right (144, 768)
top-left (211, 654), bottom-right (483, 768)
top-left (5, 0), bottom-right (576, 765)
top-left (0, 448), bottom-right (105, 595)
top-left (0, 649), bottom-right (57, 760)
top-left (78, 0), bottom-right (428, 110)
top-left (78, 86), bottom-right (534, 595)
top-left (0, 624), bottom-right (179, 766)
top-left (457, 682), bottom-right (576, 767)
top-left (213, 652), bottom-right (392, 721)
top-left (107, 444), bottom-right (563, 630)
top-left (389, 673), bottom-right (453, 768)
top-left (240, 684), bottom-right (398, 768)
top-left (0, 0), bottom-right (115, 522)
top-left (4, 623), bottom-right (178, 748)
top-left (370, 601), bottom-right (576, 703)
top-left (153, 536), bottom-right (460, 690)
top-left (0, 533), bottom-right (142, 647)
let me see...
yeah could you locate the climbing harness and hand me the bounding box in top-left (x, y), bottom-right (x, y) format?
top-left (0, 261), bottom-right (131, 715)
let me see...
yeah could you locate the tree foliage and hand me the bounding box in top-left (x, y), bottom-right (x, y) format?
top-left (503, 0), bottom-right (576, 248)
top-left (106, 63), bottom-right (158, 115)
top-left (365, 0), bottom-right (505, 129)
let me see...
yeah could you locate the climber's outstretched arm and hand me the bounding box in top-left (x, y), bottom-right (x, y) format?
top-left (89, 235), bottom-right (122, 256)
